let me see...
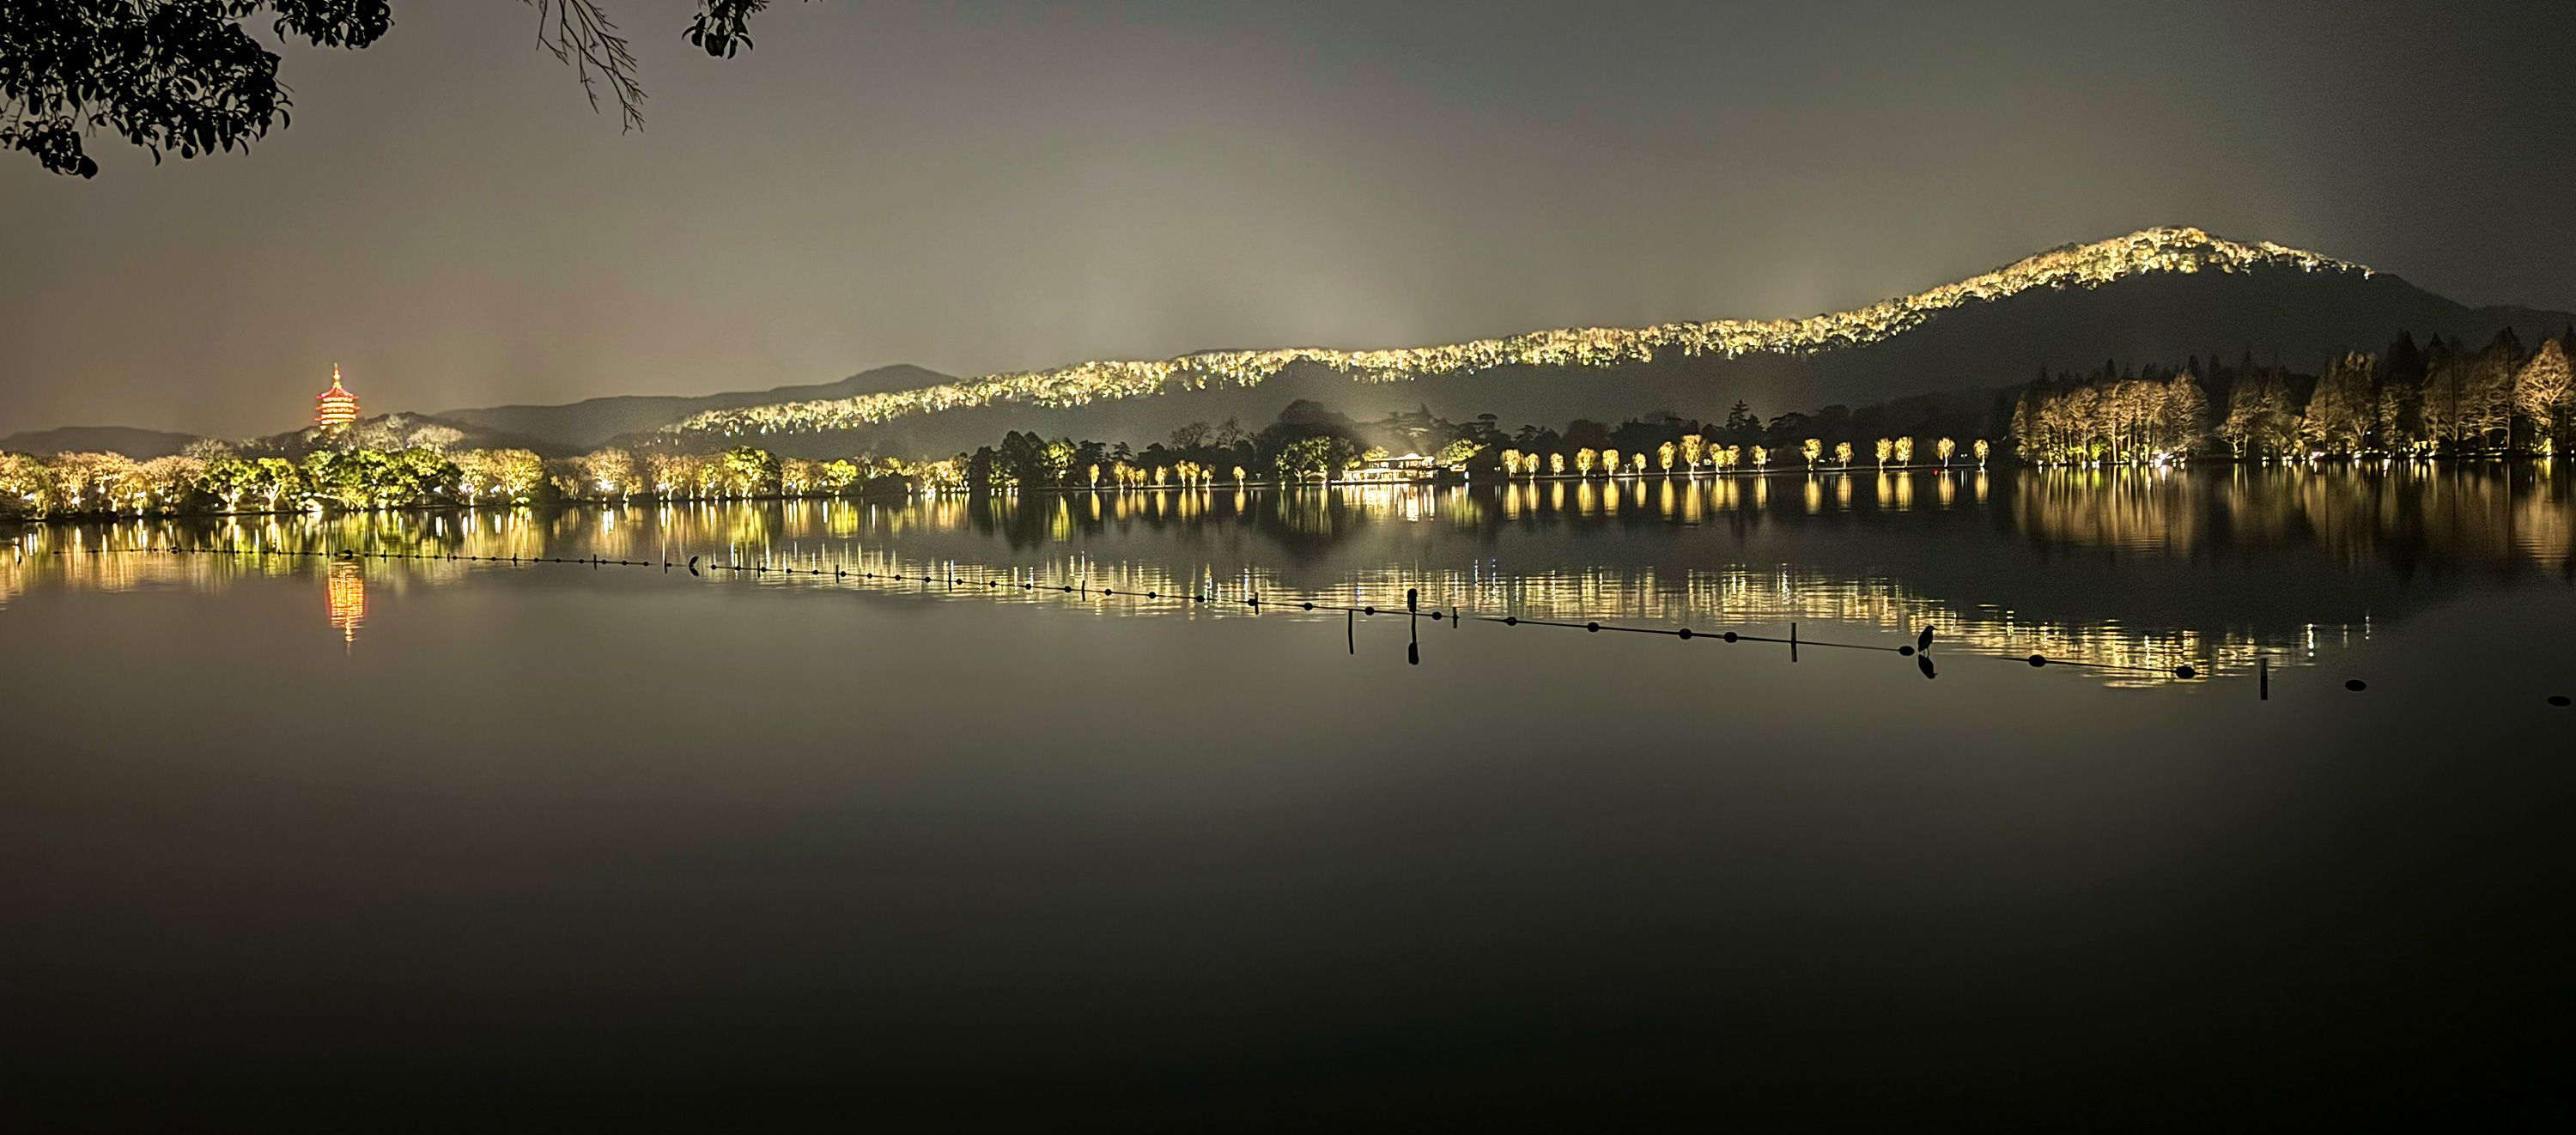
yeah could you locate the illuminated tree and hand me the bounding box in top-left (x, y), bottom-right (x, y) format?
top-left (252, 456), bottom-right (302, 508)
top-left (297, 449), bottom-right (367, 509)
top-left (1026, 439), bottom-right (1071, 485)
top-left (2161, 372), bottom-right (2211, 456)
top-left (779, 458), bottom-right (818, 495)
top-left (720, 446), bottom-right (780, 497)
top-left (1801, 438), bottom-right (1822, 468)
top-left (2221, 369), bottom-right (2302, 459)
top-left (404, 423), bottom-right (465, 454)
top-left (1874, 438), bottom-right (1893, 468)
top-left (1601, 448), bottom-right (1620, 477)
top-left (1678, 434), bottom-right (1704, 473)
top-left (389, 446), bottom-right (460, 503)
top-left (1500, 448), bottom-right (1522, 476)
top-left (1549, 452), bottom-right (1566, 476)
top-left (1893, 437), bottom-right (1913, 465)
top-left (1273, 435), bottom-right (1360, 483)
top-left (643, 451), bottom-right (697, 499)
top-left (2455, 331), bottom-right (2524, 451)
top-left (1575, 448), bottom-right (1597, 476)
top-left (1720, 445), bottom-right (1740, 471)
top-left (1973, 439), bottom-right (1990, 466)
top-left (2512, 338), bottom-right (2573, 452)
top-left (1657, 440), bottom-right (1676, 474)
top-left (0, 452), bottom-right (46, 516)
top-left (132, 454), bottom-right (203, 511)
top-left (579, 448), bottom-right (638, 499)
top-left (2300, 353), bottom-right (2377, 456)
top-left (914, 458), bottom-right (965, 492)
top-left (52, 451), bottom-right (138, 512)
top-left (197, 456), bottom-right (258, 509)
top-left (1232, 464), bottom-right (1247, 484)
top-left (1751, 446), bottom-right (1768, 468)
top-left (1834, 441), bottom-right (1853, 468)
top-left (1935, 437), bottom-right (1956, 465)
top-left (819, 458), bottom-right (861, 492)
top-left (1629, 452), bottom-right (1646, 475)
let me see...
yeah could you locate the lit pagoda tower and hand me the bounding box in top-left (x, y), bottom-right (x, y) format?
top-left (315, 365), bottom-right (361, 427)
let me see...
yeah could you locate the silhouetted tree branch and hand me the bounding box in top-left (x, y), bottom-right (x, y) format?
top-left (526, 0), bottom-right (645, 132)
top-left (1, 1), bottom-right (809, 178)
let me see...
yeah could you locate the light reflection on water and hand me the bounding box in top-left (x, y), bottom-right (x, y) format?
top-left (4, 464), bottom-right (2569, 684)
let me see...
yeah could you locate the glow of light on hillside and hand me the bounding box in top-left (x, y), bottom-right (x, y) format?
top-left (664, 228), bottom-right (2366, 441)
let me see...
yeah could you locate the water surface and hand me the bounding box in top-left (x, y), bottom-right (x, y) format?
top-left (2, 465), bottom-right (2570, 1123)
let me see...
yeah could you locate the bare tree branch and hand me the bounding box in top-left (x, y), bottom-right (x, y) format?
top-left (522, 0), bottom-right (644, 132)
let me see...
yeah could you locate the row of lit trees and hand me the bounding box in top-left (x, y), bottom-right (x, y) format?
top-left (0, 443), bottom-right (558, 519)
top-left (0, 440), bottom-right (945, 519)
top-left (956, 410), bottom-right (2004, 492)
top-left (2012, 373), bottom-right (2212, 464)
top-left (2010, 332), bottom-right (2576, 464)
top-left (1495, 435), bottom-right (1990, 476)
top-left (958, 419), bottom-right (1392, 490)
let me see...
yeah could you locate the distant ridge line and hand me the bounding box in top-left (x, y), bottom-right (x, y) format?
top-left (665, 227), bottom-right (2367, 440)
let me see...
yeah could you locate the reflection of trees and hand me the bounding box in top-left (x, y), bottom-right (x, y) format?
top-left (2008, 463), bottom-right (2574, 574)
top-left (12, 464), bottom-right (2567, 681)
top-left (2011, 466), bottom-right (2208, 555)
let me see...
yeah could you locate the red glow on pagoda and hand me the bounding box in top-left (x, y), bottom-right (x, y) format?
top-left (316, 365), bottom-right (360, 427)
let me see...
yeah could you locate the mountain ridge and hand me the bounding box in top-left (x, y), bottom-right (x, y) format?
top-left (660, 227), bottom-right (2386, 444)
top-left (0, 426), bottom-right (202, 459)
top-left (436, 364), bottom-right (954, 451)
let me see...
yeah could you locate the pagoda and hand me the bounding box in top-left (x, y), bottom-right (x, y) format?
top-left (315, 365), bottom-right (360, 427)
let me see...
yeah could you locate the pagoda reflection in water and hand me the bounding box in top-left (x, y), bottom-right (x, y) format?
top-left (327, 558), bottom-right (365, 643)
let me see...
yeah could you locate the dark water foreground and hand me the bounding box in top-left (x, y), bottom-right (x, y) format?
top-left (2, 466), bottom-right (2571, 1125)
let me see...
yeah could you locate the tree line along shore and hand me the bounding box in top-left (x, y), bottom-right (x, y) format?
top-left (6, 329), bottom-right (2569, 522)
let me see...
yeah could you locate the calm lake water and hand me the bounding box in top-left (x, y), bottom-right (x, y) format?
top-left (3, 465), bottom-right (2571, 1123)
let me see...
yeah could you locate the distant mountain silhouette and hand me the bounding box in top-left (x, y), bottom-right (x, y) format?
top-left (438, 364), bottom-right (954, 451)
top-left (240, 412), bottom-right (574, 457)
top-left (0, 425), bottom-right (200, 458)
top-left (652, 228), bottom-right (2576, 458)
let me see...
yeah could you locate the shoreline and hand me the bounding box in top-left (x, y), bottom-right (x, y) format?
top-left (2, 454), bottom-right (2564, 526)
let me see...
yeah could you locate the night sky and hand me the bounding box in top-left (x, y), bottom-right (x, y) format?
top-left (4, 0), bottom-right (2573, 438)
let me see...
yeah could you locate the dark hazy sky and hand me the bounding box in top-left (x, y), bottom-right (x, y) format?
top-left (4, 0), bottom-right (2573, 438)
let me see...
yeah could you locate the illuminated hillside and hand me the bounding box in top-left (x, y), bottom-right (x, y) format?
top-left (665, 228), bottom-right (2366, 442)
